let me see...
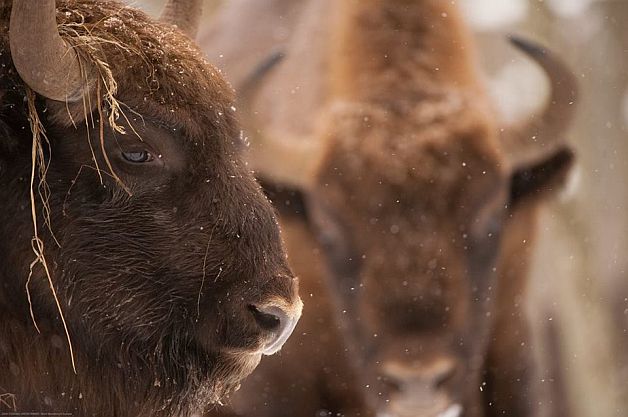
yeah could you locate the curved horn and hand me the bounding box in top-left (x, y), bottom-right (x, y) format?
top-left (238, 51), bottom-right (324, 189)
top-left (504, 36), bottom-right (578, 166)
top-left (160, 0), bottom-right (202, 39)
top-left (10, 0), bottom-right (89, 102)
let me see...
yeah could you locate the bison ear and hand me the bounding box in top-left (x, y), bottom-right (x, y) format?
top-left (258, 178), bottom-right (309, 219)
top-left (0, 118), bottom-right (26, 157)
top-left (508, 146), bottom-right (575, 209)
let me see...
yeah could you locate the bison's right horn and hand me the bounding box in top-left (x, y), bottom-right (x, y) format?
top-left (238, 51), bottom-right (325, 189)
top-left (503, 36), bottom-right (578, 168)
top-left (10, 0), bottom-right (90, 102)
top-left (160, 0), bottom-right (202, 39)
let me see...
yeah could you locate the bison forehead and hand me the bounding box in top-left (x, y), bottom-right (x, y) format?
top-left (316, 96), bottom-right (505, 217)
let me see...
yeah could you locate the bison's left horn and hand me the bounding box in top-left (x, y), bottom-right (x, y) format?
top-left (10, 0), bottom-right (91, 102)
top-left (503, 36), bottom-right (578, 167)
top-left (160, 0), bottom-right (202, 39)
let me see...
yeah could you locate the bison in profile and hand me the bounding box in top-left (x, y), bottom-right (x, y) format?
top-left (202, 0), bottom-right (576, 416)
top-left (0, 0), bottom-right (302, 416)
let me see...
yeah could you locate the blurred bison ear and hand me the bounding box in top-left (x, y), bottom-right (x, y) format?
top-left (259, 178), bottom-right (309, 220)
top-left (509, 146), bottom-right (574, 208)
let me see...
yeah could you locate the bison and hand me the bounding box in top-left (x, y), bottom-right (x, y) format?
top-left (0, 0), bottom-right (302, 416)
top-left (202, 0), bottom-right (577, 416)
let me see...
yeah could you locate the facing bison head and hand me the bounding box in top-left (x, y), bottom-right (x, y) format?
top-left (0, 1), bottom-right (301, 416)
top-left (243, 37), bottom-right (575, 417)
top-left (304, 41), bottom-right (575, 417)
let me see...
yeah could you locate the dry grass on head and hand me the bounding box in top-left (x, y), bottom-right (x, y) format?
top-left (22, 8), bottom-right (150, 374)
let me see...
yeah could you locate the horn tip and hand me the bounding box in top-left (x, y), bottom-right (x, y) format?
top-left (508, 35), bottom-right (547, 57)
top-left (239, 50), bottom-right (287, 93)
top-left (257, 50), bottom-right (287, 77)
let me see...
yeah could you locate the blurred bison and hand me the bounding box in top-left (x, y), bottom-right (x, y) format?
top-left (0, 0), bottom-right (302, 416)
top-left (203, 0), bottom-right (576, 416)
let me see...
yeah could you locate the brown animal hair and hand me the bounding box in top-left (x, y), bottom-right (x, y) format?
top-left (202, 0), bottom-right (577, 416)
top-left (0, 1), bottom-right (302, 416)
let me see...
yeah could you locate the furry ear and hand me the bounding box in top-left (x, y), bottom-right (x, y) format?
top-left (0, 112), bottom-right (29, 158)
top-left (0, 80), bottom-right (36, 158)
top-left (259, 178), bottom-right (309, 219)
top-left (509, 146), bottom-right (575, 209)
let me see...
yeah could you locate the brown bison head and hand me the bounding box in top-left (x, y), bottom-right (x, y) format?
top-left (0, 1), bottom-right (301, 416)
top-left (246, 39), bottom-right (575, 417)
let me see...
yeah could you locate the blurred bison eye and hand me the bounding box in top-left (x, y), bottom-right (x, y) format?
top-left (472, 210), bottom-right (503, 241)
top-left (484, 215), bottom-right (502, 239)
top-left (122, 150), bottom-right (154, 163)
top-left (306, 199), bottom-right (362, 282)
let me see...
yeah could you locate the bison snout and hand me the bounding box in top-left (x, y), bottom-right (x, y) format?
top-left (248, 299), bottom-right (302, 355)
top-left (377, 405), bottom-right (462, 417)
top-left (381, 355), bottom-right (457, 392)
top-left (378, 357), bottom-right (461, 417)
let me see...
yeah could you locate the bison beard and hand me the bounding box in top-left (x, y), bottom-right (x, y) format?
top-left (0, 0), bottom-right (301, 416)
top-left (1, 311), bottom-right (259, 415)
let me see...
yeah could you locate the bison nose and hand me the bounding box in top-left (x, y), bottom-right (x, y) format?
top-left (381, 356), bottom-right (457, 391)
top-left (248, 301), bottom-right (302, 355)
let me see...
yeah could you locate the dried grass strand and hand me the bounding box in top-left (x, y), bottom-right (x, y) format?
top-left (19, 5), bottom-right (156, 375)
top-left (25, 89), bottom-right (77, 374)
top-left (0, 392), bottom-right (17, 411)
top-left (97, 83), bottom-right (132, 195)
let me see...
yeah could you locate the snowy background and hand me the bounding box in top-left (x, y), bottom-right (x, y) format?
top-left (133, 1), bottom-right (628, 416)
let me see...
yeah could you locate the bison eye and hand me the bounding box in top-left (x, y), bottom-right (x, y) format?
top-left (122, 150), bottom-right (154, 163)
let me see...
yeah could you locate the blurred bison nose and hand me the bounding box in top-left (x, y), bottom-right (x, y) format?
top-left (248, 300), bottom-right (302, 355)
top-left (382, 356), bottom-right (457, 391)
top-left (379, 357), bottom-right (461, 417)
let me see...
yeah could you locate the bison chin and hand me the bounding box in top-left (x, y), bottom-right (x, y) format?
top-left (180, 351), bottom-right (263, 413)
top-left (100, 344), bottom-right (263, 416)
top-left (208, 352), bottom-right (263, 400)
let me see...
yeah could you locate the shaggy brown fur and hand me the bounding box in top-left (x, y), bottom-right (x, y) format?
top-left (0, 1), bottom-right (301, 416)
top-left (203, 1), bottom-right (575, 416)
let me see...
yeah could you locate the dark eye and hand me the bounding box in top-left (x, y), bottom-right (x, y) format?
top-left (470, 210), bottom-right (503, 240)
top-left (484, 215), bottom-right (502, 239)
top-left (121, 150), bottom-right (154, 163)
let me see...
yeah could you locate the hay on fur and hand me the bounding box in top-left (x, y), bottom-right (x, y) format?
top-left (23, 7), bottom-right (149, 373)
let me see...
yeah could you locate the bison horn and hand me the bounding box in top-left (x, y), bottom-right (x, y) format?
top-left (160, 0), bottom-right (202, 39)
top-left (238, 51), bottom-right (325, 189)
top-left (503, 36), bottom-right (578, 167)
top-left (9, 0), bottom-right (90, 102)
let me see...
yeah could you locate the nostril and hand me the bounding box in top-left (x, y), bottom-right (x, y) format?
top-left (434, 365), bottom-right (456, 389)
top-left (434, 371), bottom-right (454, 389)
top-left (381, 358), bottom-right (457, 391)
top-left (248, 304), bottom-right (281, 331)
top-left (381, 376), bottom-right (403, 394)
top-left (248, 302), bottom-right (301, 356)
